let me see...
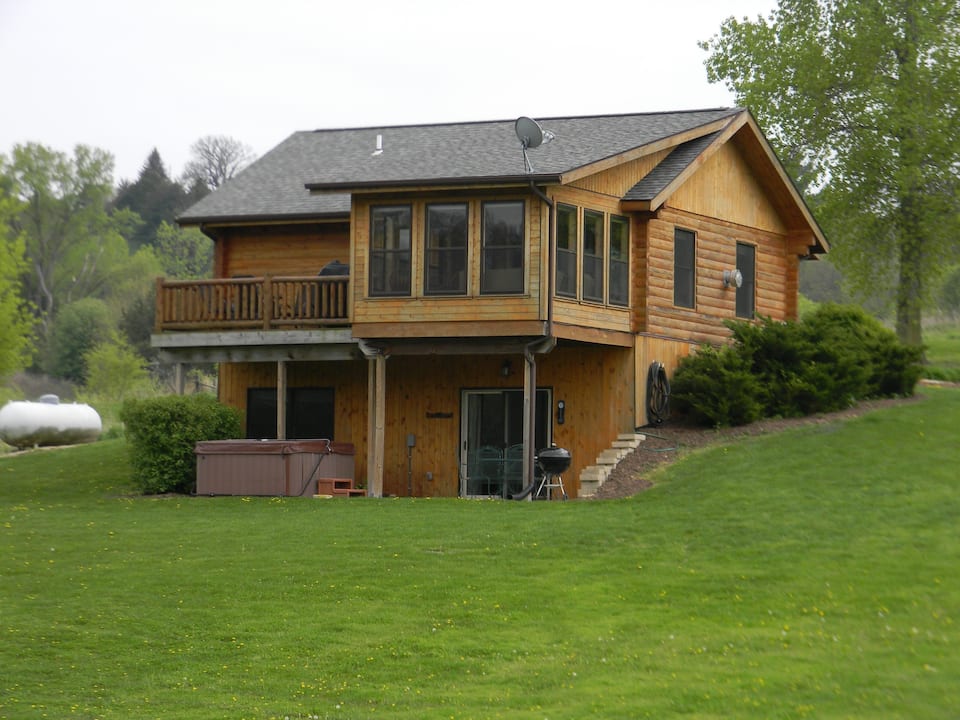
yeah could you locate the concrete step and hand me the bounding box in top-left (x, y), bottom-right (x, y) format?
top-left (579, 433), bottom-right (646, 497)
top-left (596, 448), bottom-right (629, 465)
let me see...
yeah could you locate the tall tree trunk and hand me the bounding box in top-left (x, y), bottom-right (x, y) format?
top-left (895, 229), bottom-right (923, 348)
top-left (893, 2), bottom-right (924, 349)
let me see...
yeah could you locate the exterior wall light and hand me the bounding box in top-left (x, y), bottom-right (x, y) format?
top-left (723, 269), bottom-right (743, 288)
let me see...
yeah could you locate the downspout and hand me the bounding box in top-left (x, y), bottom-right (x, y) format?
top-left (513, 181), bottom-right (557, 498)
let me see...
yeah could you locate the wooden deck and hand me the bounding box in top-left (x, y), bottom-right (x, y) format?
top-left (154, 276), bottom-right (350, 332)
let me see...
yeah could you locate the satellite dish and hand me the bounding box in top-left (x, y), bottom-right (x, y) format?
top-left (515, 116), bottom-right (545, 149)
top-left (514, 116), bottom-right (555, 172)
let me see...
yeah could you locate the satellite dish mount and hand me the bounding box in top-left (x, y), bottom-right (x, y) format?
top-left (515, 116), bottom-right (554, 173)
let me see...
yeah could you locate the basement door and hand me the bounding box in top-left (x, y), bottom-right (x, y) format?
top-left (460, 388), bottom-right (551, 498)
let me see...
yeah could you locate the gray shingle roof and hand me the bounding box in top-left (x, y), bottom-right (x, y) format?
top-left (178, 109), bottom-right (742, 224)
top-left (623, 131), bottom-right (722, 202)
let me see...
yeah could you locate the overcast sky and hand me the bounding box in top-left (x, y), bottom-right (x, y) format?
top-left (1, 0), bottom-right (774, 185)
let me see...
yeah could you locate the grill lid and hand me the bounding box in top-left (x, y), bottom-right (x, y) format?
top-left (536, 446), bottom-right (571, 474)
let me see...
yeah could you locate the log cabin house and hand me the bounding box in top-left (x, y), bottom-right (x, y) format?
top-left (153, 108), bottom-right (828, 499)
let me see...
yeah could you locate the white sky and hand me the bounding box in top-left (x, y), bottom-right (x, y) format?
top-left (0, 0), bottom-right (774, 185)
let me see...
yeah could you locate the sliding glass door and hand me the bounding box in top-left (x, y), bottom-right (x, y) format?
top-left (460, 388), bottom-right (551, 497)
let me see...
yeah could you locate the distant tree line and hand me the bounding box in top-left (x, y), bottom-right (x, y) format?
top-left (0, 135), bottom-right (253, 391)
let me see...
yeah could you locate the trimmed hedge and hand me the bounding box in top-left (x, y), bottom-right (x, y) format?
top-left (120, 394), bottom-right (241, 494)
top-left (671, 304), bottom-right (923, 427)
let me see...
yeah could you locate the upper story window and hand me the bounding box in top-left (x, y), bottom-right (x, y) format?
top-left (608, 215), bottom-right (629, 306)
top-left (555, 204), bottom-right (578, 298)
top-left (425, 203), bottom-right (468, 296)
top-left (481, 201), bottom-right (524, 295)
top-left (582, 209), bottom-right (605, 303)
top-left (735, 242), bottom-right (756, 319)
top-left (674, 227), bottom-right (696, 308)
top-left (370, 206), bottom-right (412, 296)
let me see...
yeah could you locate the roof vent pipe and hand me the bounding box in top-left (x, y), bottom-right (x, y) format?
top-left (372, 134), bottom-right (383, 156)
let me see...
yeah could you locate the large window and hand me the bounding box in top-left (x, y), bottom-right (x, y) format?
top-left (425, 203), bottom-right (468, 295)
top-left (736, 242), bottom-right (756, 319)
top-left (582, 209), bottom-right (604, 302)
top-left (246, 387), bottom-right (335, 440)
top-left (481, 201), bottom-right (524, 295)
top-left (674, 228), bottom-right (696, 308)
top-left (609, 215), bottom-right (629, 306)
top-left (369, 206), bottom-right (411, 296)
top-left (555, 204), bottom-right (578, 297)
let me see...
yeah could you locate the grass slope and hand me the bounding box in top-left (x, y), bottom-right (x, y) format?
top-left (2, 388), bottom-right (958, 719)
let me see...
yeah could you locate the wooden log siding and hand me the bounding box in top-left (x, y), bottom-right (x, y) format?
top-left (644, 208), bottom-right (794, 345)
top-left (154, 275), bottom-right (350, 332)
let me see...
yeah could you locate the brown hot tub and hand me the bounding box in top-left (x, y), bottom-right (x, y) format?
top-left (194, 439), bottom-right (355, 496)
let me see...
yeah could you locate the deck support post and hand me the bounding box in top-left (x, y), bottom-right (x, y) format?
top-left (174, 363), bottom-right (185, 395)
top-left (277, 359), bottom-right (287, 440)
top-left (522, 352), bottom-right (536, 495)
top-left (360, 341), bottom-right (387, 498)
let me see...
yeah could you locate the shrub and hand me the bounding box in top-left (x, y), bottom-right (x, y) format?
top-left (120, 394), bottom-right (241, 494)
top-left (802, 304), bottom-right (922, 399)
top-left (671, 304), bottom-right (923, 427)
top-left (43, 298), bottom-right (113, 383)
top-left (83, 335), bottom-right (154, 402)
top-left (671, 345), bottom-right (764, 427)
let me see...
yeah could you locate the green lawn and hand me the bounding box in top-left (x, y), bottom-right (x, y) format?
top-left (2, 388), bottom-right (959, 719)
top-left (924, 323), bottom-right (960, 381)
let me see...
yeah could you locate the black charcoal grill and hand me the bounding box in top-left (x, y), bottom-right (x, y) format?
top-left (534, 445), bottom-right (570, 500)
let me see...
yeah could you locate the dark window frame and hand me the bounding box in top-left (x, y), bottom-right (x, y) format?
top-left (555, 203), bottom-right (578, 298)
top-left (735, 242), bottom-right (756, 319)
top-left (246, 387), bottom-right (335, 440)
top-left (369, 205), bottom-right (412, 297)
top-left (480, 200), bottom-right (525, 295)
top-left (424, 202), bottom-right (469, 296)
top-left (673, 228), bottom-right (696, 309)
top-left (582, 209), bottom-right (605, 303)
top-left (608, 214), bottom-right (629, 307)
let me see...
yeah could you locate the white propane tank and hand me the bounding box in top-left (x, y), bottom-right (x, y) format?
top-left (0, 399), bottom-right (102, 448)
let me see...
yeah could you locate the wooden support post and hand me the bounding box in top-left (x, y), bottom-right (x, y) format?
top-left (364, 351), bottom-right (387, 498)
top-left (522, 351), bottom-right (537, 497)
top-left (174, 363), bottom-right (185, 396)
top-left (372, 353), bottom-right (386, 497)
top-left (277, 359), bottom-right (287, 440)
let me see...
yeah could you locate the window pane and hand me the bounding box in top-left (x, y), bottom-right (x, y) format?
top-left (736, 242), bottom-right (756, 319)
top-left (609, 215), bottom-right (629, 306)
top-left (556, 204), bottom-right (577, 297)
top-left (582, 210), bottom-right (604, 302)
top-left (481, 201), bottom-right (524, 294)
top-left (370, 206), bottom-right (411, 296)
top-left (425, 203), bottom-right (467, 295)
top-left (674, 228), bottom-right (695, 308)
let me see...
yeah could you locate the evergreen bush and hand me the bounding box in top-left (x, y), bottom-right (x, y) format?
top-left (120, 394), bottom-right (241, 494)
top-left (670, 345), bottom-right (763, 427)
top-left (671, 304), bottom-right (922, 427)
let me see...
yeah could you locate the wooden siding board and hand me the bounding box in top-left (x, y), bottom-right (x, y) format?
top-left (219, 224), bottom-right (350, 278)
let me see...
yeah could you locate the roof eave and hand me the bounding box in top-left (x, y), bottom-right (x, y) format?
top-left (305, 174), bottom-right (562, 193)
top-left (177, 211), bottom-right (351, 227)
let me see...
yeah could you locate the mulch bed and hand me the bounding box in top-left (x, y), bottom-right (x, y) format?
top-left (589, 394), bottom-right (927, 500)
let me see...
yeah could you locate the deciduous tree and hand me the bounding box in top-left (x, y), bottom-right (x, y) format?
top-left (182, 135), bottom-right (254, 191)
top-left (0, 196), bottom-right (35, 379)
top-left (702, 0), bottom-right (960, 347)
top-left (1, 143), bottom-right (127, 332)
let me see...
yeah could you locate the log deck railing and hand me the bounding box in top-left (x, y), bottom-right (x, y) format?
top-left (154, 276), bottom-right (350, 332)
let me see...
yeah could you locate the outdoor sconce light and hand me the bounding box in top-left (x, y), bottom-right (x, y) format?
top-left (557, 400), bottom-right (566, 425)
top-left (723, 268), bottom-right (743, 288)
top-left (501, 359), bottom-right (512, 377)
